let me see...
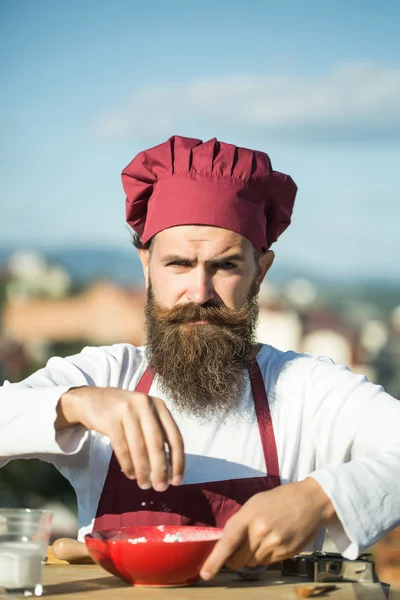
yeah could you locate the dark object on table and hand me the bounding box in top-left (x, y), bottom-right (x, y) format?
top-left (282, 552), bottom-right (390, 598)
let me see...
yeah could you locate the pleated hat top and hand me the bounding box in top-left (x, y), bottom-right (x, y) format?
top-left (122, 135), bottom-right (297, 251)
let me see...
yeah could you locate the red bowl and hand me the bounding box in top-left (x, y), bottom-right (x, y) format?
top-left (85, 525), bottom-right (222, 587)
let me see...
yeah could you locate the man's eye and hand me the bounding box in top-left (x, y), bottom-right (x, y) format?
top-left (217, 262), bottom-right (236, 270)
top-left (167, 261), bottom-right (190, 267)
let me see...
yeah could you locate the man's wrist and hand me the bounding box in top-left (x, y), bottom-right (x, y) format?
top-left (302, 477), bottom-right (339, 527)
top-left (55, 387), bottom-right (84, 430)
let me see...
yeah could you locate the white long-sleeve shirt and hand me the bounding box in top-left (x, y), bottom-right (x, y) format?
top-left (1, 343), bottom-right (400, 559)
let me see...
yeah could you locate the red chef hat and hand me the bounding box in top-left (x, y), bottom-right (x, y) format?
top-left (122, 135), bottom-right (297, 252)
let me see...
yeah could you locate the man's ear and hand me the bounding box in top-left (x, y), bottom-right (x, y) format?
top-left (138, 249), bottom-right (150, 289)
top-left (255, 250), bottom-right (275, 293)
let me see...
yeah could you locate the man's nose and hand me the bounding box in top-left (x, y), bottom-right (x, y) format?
top-left (185, 271), bottom-right (215, 305)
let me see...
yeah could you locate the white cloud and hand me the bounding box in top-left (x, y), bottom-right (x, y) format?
top-left (94, 62), bottom-right (400, 143)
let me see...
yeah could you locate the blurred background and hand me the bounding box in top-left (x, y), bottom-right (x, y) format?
top-left (1, 0), bottom-right (399, 582)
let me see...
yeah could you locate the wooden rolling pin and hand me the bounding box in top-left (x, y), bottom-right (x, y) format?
top-left (47, 538), bottom-right (94, 564)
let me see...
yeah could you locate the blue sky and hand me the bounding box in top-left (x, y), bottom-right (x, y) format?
top-left (1, 0), bottom-right (399, 280)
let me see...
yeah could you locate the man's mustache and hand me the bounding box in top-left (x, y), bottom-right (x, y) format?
top-left (150, 300), bottom-right (254, 327)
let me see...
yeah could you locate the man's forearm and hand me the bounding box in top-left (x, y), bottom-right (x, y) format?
top-left (0, 384), bottom-right (84, 459)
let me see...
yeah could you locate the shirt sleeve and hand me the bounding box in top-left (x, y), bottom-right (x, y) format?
top-left (306, 356), bottom-right (400, 559)
top-left (0, 344), bottom-right (142, 466)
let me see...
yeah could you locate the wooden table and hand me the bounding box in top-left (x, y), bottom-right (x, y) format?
top-left (33, 564), bottom-right (388, 599)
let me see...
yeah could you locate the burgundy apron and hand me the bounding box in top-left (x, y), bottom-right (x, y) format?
top-left (93, 360), bottom-right (280, 531)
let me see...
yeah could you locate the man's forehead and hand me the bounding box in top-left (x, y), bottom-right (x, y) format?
top-left (152, 225), bottom-right (251, 255)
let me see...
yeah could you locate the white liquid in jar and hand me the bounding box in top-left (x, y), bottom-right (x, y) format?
top-left (0, 541), bottom-right (43, 589)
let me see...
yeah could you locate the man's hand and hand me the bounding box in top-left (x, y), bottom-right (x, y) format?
top-left (55, 386), bottom-right (184, 492)
top-left (200, 478), bottom-right (338, 580)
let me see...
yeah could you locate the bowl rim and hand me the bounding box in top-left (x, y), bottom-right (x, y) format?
top-left (85, 524), bottom-right (223, 543)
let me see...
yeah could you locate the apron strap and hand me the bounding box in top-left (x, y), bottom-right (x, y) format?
top-left (249, 359), bottom-right (280, 479)
top-left (135, 364), bottom-right (154, 395)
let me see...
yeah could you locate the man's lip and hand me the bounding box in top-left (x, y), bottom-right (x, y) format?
top-left (185, 320), bottom-right (208, 325)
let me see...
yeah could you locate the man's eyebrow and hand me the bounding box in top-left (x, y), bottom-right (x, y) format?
top-left (211, 253), bottom-right (245, 263)
top-left (161, 254), bottom-right (193, 264)
top-left (161, 252), bottom-right (245, 264)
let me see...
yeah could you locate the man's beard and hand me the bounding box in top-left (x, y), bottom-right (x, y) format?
top-left (145, 282), bottom-right (259, 417)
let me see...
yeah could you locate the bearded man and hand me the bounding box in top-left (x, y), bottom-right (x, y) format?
top-left (1, 136), bottom-right (400, 578)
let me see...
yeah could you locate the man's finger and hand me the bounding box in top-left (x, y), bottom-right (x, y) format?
top-left (139, 399), bottom-right (171, 491)
top-left (154, 398), bottom-right (185, 485)
top-left (246, 551), bottom-right (272, 567)
top-left (224, 534), bottom-right (255, 571)
top-left (108, 422), bottom-right (136, 479)
top-left (200, 520), bottom-right (247, 580)
top-left (122, 415), bottom-right (151, 488)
